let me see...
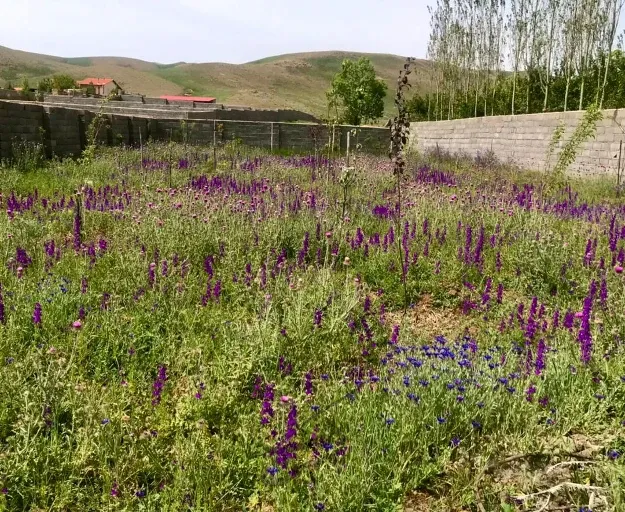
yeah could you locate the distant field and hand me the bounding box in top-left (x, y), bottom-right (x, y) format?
top-left (0, 46), bottom-right (433, 120)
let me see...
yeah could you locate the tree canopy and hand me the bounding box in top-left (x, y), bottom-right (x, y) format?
top-left (329, 58), bottom-right (387, 126)
top-left (421, 0), bottom-right (625, 121)
top-left (52, 74), bottom-right (76, 92)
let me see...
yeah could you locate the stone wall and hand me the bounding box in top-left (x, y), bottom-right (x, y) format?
top-left (42, 94), bottom-right (320, 123)
top-left (411, 109), bottom-right (625, 175)
top-left (0, 90), bottom-right (25, 101)
top-left (0, 100), bottom-right (388, 160)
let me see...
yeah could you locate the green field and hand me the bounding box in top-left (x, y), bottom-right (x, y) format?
top-left (0, 141), bottom-right (624, 510)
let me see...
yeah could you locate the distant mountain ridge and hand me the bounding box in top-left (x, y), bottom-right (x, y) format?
top-left (0, 46), bottom-right (433, 118)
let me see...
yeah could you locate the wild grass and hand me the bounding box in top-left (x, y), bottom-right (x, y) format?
top-left (0, 145), bottom-right (624, 511)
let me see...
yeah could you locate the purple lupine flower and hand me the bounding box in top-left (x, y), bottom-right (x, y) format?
top-left (32, 303), bottom-right (42, 326)
top-left (278, 356), bottom-right (292, 376)
top-left (496, 283), bottom-right (503, 304)
top-left (304, 372), bottom-right (314, 396)
top-left (390, 324), bottom-right (400, 344)
top-left (578, 280), bottom-right (597, 364)
top-left (313, 308), bottom-right (323, 328)
top-left (161, 260), bottom-right (168, 277)
top-left (481, 278), bottom-right (492, 307)
top-left (201, 281), bottom-right (212, 307)
top-left (609, 214), bottom-right (618, 252)
top-left (0, 283), bottom-right (4, 324)
top-left (525, 297), bottom-right (539, 341)
top-left (285, 404), bottom-right (298, 440)
top-left (78, 305), bottom-right (85, 320)
top-left (44, 240), bottom-right (56, 258)
top-left (496, 252), bottom-right (502, 272)
top-left (473, 226), bottom-right (485, 267)
top-left (81, 277), bottom-right (88, 294)
top-left (148, 263), bottom-right (156, 287)
top-left (213, 280), bottom-right (222, 301)
top-left (552, 309), bottom-right (560, 329)
top-left (363, 295), bottom-right (371, 313)
top-left (16, 248), bottom-right (32, 268)
top-left (260, 383), bottom-right (275, 425)
top-left (535, 339), bottom-right (547, 376)
top-left (204, 255), bottom-right (214, 279)
top-left (151, 365), bottom-right (168, 406)
top-left (73, 201), bottom-right (82, 251)
top-left (600, 275), bottom-right (608, 309)
top-left (563, 310), bottom-right (574, 330)
top-left (251, 375), bottom-right (264, 399)
top-left (98, 238), bottom-right (107, 252)
top-left (526, 384), bottom-right (537, 402)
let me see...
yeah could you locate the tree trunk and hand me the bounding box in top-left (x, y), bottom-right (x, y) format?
top-left (579, 74), bottom-right (585, 110)
top-left (512, 69), bottom-right (517, 115)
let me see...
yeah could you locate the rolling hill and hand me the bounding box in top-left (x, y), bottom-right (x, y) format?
top-left (0, 46), bottom-right (433, 118)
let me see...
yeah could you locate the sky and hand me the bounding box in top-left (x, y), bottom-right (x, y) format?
top-left (0, 0), bottom-right (431, 63)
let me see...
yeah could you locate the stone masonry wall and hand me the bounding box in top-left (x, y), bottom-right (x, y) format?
top-left (411, 109), bottom-right (625, 175)
top-left (0, 100), bottom-right (388, 160)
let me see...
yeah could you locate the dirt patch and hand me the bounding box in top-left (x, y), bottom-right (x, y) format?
top-left (388, 294), bottom-right (476, 341)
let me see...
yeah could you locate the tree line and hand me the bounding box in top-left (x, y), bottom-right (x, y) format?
top-left (409, 0), bottom-right (625, 121)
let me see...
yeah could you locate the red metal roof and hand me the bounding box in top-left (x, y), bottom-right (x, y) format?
top-left (78, 78), bottom-right (114, 86)
top-left (160, 95), bottom-right (216, 103)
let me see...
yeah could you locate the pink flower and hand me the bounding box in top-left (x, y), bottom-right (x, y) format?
top-left (615, 265), bottom-right (623, 274)
top-left (574, 311), bottom-right (584, 319)
top-left (72, 320), bottom-right (82, 329)
top-left (280, 395), bottom-right (292, 403)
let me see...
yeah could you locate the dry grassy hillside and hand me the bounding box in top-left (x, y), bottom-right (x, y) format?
top-left (0, 46), bottom-right (433, 118)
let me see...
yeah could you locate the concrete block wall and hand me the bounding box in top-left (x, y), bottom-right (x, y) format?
top-left (45, 106), bottom-right (83, 157)
top-left (0, 100), bottom-right (388, 160)
top-left (0, 90), bottom-right (26, 101)
top-left (41, 94), bottom-right (320, 123)
top-left (0, 101), bottom-right (45, 158)
top-left (411, 109), bottom-right (625, 175)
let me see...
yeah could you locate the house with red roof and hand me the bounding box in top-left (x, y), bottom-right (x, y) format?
top-left (77, 78), bottom-right (121, 96)
top-left (160, 95), bottom-right (216, 104)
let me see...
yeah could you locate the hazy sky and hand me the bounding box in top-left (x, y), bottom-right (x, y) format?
top-left (1, 0), bottom-right (431, 63)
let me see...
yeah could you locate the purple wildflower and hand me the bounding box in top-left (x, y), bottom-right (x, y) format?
top-left (32, 303), bottom-right (42, 326)
top-left (304, 372), bottom-right (314, 396)
top-left (578, 280), bottom-right (597, 364)
top-left (496, 283), bottom-right (503, 304)
top-left (73, 201), bottom-right (82, 251)
top-left (390, 324), bottom-right (400, 344)
top-left (110, 482), bottom-right (120, 497)
top-left (204, 255), bottom-right (214, 279)
top-left (0, 283), bottom-right (4, 324)
top-left (16, 248), bottom-right (32, 268)
top-left (600, 275), bottom-right (608, 309)
top-left (148, 262), bottom-right (156, 287)
top-left (151, 365), bottom-right (168, 406)
top-left (260, 383), bottom-right (275, 425)
top-left (313, 308), bottom-right (323, 328)
top-left (535, 339), bottom-right (546, 376)
top-left (482, 278), bottom-right (492, 307)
